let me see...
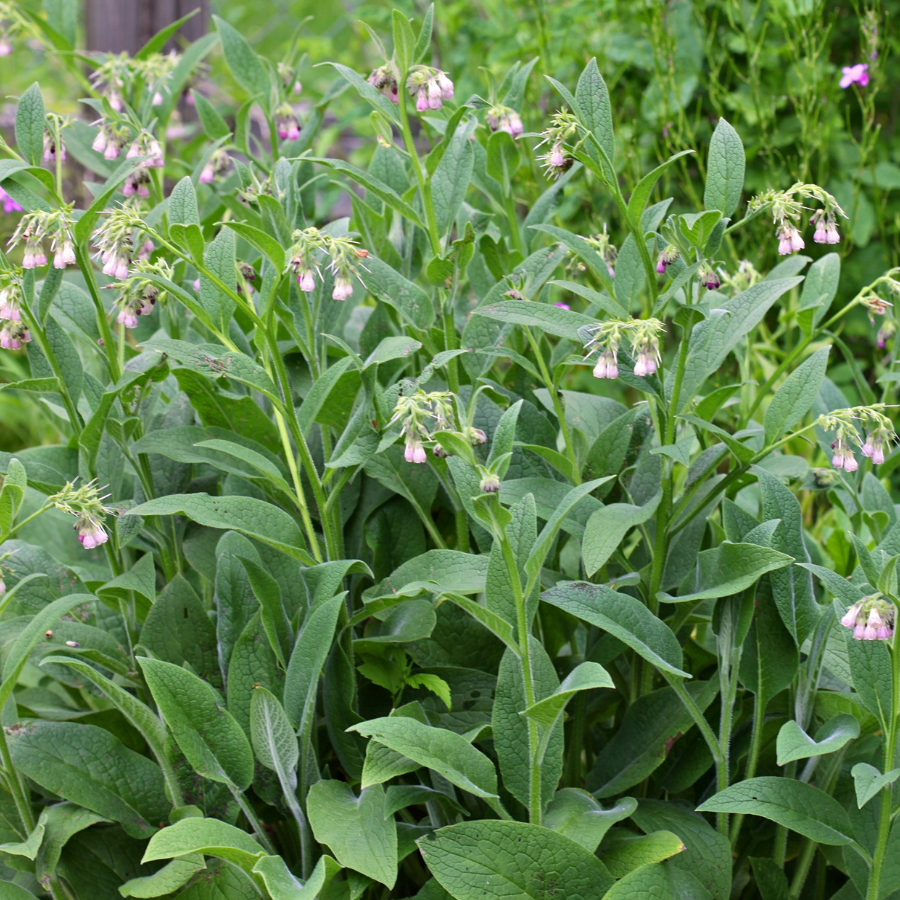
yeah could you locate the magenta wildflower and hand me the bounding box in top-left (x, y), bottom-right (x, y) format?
top-left (839, 64), bottom-right (869, 89)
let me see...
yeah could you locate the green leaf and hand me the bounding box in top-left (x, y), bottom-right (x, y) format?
top-left (250, 687), bottom-right (298, 783)
top-left (34, 804), bottom-right (113, 892)
top-left (0, 885), bottom-right (40, 900)
top-left (431, 120), bottom-right (476, 236)
top-left (0, 816), bottom-right (44, 859)
top-left (364, 550), bottom-right (489, 602)
top-left (39, 656), bottom-right (168, 765)
top-left (213, 15), bottom-right (270, 97)
top-left (582, 492), bottom-right (661, 576)
top-left (200, 228), bottom-right (237, 331)
top-left (850, 764), bottom-right (900, 809)
top-left (308, 157), bottom-right (423, 227)
top-left (738, 580), bottom-right (798, 704)
top-left (493, 640), bottom-right (563, 808)
top-left (522, 661), bottom-right (613, 728)
top-left (358, 256), bottom-right (434, 328)
top-left (755, 466), bottom-right (819, 646)
top-left (168, 176), bottom-right (201, 226)
top-left (139, 657), bottom-right (254, 790)
top-left (142, 816), bottom-right (265, 871)
top-left (763, 346), bottom-right (830, 443)
top-left (602, 831), bottom-right (686, 879)
top-left (679, 278), bottom-right (803, 410)
top-left (307, 782), bottom-right (397, 889)
top-left (252, 853), bottom-right (341, 900)
top-left (697, 777), bottom-right (854, 846)
top-left (192, 90), bottom-right (231, 141)
top-left (120, 857), bottom-right (207, 898)
top-left (525, 478), bottom-right (612, 588)
top-left (142, 339), bottom-right (279, 402)
top-left (392, 10), bottom-right (416, 71)
top-left (126, 494), bottom-right (313, 564)
top-left (325, 62), bottom-right (401, 124)
top-left (8, 721), bottom-right (168, 839)
top-left (541, 582), bottom-right (688, 677)
top-left (418, 820), bottom-right (614, 900)
top-left (139, 574), bottom-right (220, 685)
top-left (845, 634), bottom-right (894, 731)
top-left (486, 130), bottom-right (520, 194)
top-left (574, 59), bottom-right (615, 163)
top-left (544, 790), bottom-right (636, 853)
top-left (224, 221), bottom-right (285, 272)
top-left (704, 119), bottom-right (745, 218)
top-left (284, 594), bottom-right (344, 731)
top-left (0, 592), bottom-right (94, 713)
top-left (587, 681), bottom-right (718, 797)
top-left (626, 150), bottom-right (695, 223)
top-left (350, 716), bottom-right (498, 799)
top-left (474, 299), bottom-right (596, 341)
top-left (661, 542), bottom-right (794, 603)
top-left (799, 253), bottom-right (840, 332)
top-left (241, 558), bottom-right (291, 666)
top-left (631, 800), bottom-right (732, 900)
top-left (602, 863), bottom-right (678, 900)
top-left (776, 714), bottom-right (860, 766)
top-left (15, 83), bottom-right (45, 167)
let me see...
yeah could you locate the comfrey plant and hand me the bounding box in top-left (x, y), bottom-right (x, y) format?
top-left (1, 8), bottom-right (900, 900)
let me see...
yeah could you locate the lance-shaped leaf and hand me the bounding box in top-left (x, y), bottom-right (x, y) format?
top-left (522, 661), bottom-right (614, 728)
top-left (542, 582), bottom-right (688, 678)
top-left (349, 716), bottom-right (498, 800)
top-left (139, 657), bottom-right (254, 790)
top-left (698, 777), bottom-right (855, 846)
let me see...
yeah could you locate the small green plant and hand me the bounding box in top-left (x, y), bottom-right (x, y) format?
top-left (0, 5), bottom-right (899, 900)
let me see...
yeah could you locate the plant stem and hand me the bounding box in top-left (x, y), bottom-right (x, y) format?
top-left (0, 725), bottom-right (34, 833)
top-left (499, 534), bottom-right (542, 825)
top-left (866, 623), bottom-right (900, 900)
top-left (397, 82), bottom-right (442, 257)
top-left (730, 690), bottom-right (765, 848)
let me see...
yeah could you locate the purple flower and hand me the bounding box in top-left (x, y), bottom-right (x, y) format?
top-left (554, 302), bottom-right (570, 310)
top-left (0, 187), bottom-right (22, 214)
top-left (840, 64), bottom-right (869, 89)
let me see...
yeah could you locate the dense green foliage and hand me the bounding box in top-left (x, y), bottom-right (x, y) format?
top-left (0, 2), bottom-right (899, 900)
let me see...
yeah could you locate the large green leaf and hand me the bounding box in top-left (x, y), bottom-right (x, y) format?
top-left (541, 582), bottom-right (688, 677)
top-left (307, 782), bottom-right (397, 888)
top-left (697, 777), bottom-right (855, 845)
top-left (419, 820), bottom-right (614, 900)
top-left (704, 118), bottom-right (745, 218)
top-left (763, 346), bottom-right (830, 443)
top-left (544, 791), bottom-right (636, 853)
top-left (8, 721), bottom-right (168, 839)
top-left (126, 494), bottom-right (313, 564)
top-left (139, 657), bottom-right (254, 790)
top-left (775, 714), bottom-right (860, 766)
top-left (142, 816), bottom-right (265, 871)
top-left (350, 716), bottom-right (498, 799)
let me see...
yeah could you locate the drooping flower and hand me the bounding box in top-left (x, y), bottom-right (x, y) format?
top-left (656, 246), bottom-right (679, 275)
top-left (811, 210), bottom-right (841, 245)
top-left (0, 187), bottom-right (22, 214)
top-left (699, 265), bottom-right (721, 290)
top-left (404, 438), bottom-right (427, 464)
top-left (368, 65), bottom-right (399, 104)
top-left (861, 425), bottom-right (892, 465)
top-left (592, 346), bottom-right (619, 380)
top-left (0, 321), bottom-right (30, 350)
top-left (332, 274), bottom-right (354, 301)
top-left (0, 287), bottom-right (22, 322)
top-left (777, 223), bottom-right (805, 256)
top-left (831, 437), bottom-right (859, 472)
top-left (75, 514), bottom-right (108, 550)
top-left (486, 105), bottom-right (524, 138)
top-left (839, 64), bottom-right (869, 89)
top-left (406, 66), bottom-right (454, 112)
top-left (840, 595), bottom-right (895, 641)
top-left (480, 472), bottom-right (501, 493)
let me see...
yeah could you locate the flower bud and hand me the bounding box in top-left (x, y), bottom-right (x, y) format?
top-left (480, 473), bottom-right (501, 493)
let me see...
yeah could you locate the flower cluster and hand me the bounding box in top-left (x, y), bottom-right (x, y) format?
top-left (368, 65), bottom-right (399, 104)
top-left (390, 390), bottom-right (457, 463)
top-left (105, 258), bottom-right (171, 329)
top-left (48, 479), bottom-right (114, 551)
top-left (8, 208), bottom-right (76, 270)
top-left (200, 149), bottom-right (231, 185)
top-left (89, 50), bottom-right (178, 111)
top-left (749, 183), bottom-right (846, 256)
top-left (839, 64), bottom-right (869, 89)
top-left (275, 104), bottom-right (302, 141)
top-left (656, 245), bottom-right (679, 275)
top-left (583, 318), bottom-right (665, 379)
top-left (0, 274), bottom-right (30, 349)
top-left (698, 264), bottom-right (721, 290)
top-left (536, 111), bottom-right (579, 179)
top-left (92, 205), bottom-right (148, 280)
top-left (486, 105), bottom-right (524, 138)
top-left (406, 66), bottom-right (454, 111)
top-left (840, 595), bottom-right (895, 641)
top-left (819, 405), bottom-right (896, 471)
top-left (286, 228), bottom-right (368, 300)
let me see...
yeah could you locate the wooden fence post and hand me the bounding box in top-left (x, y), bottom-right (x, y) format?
top-left (84, 0), bottom-right (209, 54)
